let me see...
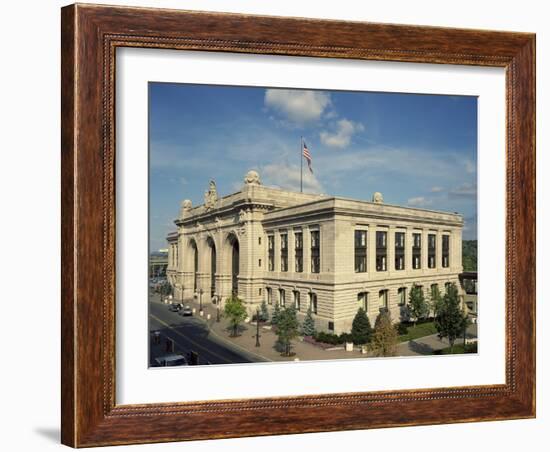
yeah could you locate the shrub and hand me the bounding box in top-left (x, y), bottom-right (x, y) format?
top-left (351, 307), bottom-right (373, 344)
top-left (301, 306), bottom-right (316, 336)
top-left (314, 331), bottom-right (343, 345)
top-left (395, 323), bottom-right (409, 335)
top-left (339, 332), bottom-right (353, 343)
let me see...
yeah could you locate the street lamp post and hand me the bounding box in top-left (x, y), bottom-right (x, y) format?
top-left (214, 293), bottom-right (221, 322)
top-left (255, 308), bottom-right (261, 347)
top-left (199, 288), bottom-right (204, 313)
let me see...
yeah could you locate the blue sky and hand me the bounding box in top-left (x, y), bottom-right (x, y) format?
top-left (149, 83), bottom-right (477, 251)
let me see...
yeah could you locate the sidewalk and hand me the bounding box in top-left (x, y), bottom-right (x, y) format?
top-left (395, 324), bottom-right (478, 356)
top-left (155, 294), bottom-right (478, 361)
top-left (171, 296), bottom-right (368, 362)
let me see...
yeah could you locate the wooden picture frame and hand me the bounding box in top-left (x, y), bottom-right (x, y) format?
top-left (61, 3), bottom-right (536, 447)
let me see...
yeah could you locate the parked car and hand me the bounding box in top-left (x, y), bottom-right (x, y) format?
top-left (153, 354), bottom-right (188, 367)
top-left (180, 305), bottom-right (193, 316)
top-left (168, 302), bottom-right (183, 312)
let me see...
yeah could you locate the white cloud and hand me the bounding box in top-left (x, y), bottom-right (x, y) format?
top-left (430, 186), bottom-right (444, 193)
top-left (324, 110), bottom-right (338, 120)
top-left (407, 196), bottom-right (432, 207)
top-left (264, 89), bottom-right (330, 123)
top-left (449, 182), bottom-right (477, 199)
top-left (261, 162), bottom-right (323, 194)
top-left (320, 119), bottom-right (364, 149)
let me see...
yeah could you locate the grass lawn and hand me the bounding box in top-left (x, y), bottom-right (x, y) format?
top-left (434, 343), bottom-right (478, 355)
top-left (398, 321), bottom-right (438, 342)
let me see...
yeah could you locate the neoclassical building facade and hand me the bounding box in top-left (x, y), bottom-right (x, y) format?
top-left (166, 170), bottom-right (464, 334)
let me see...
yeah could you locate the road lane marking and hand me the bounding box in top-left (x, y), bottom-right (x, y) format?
top-left (205, 324), bottom-right (272, 362)
top-left (150, 314), bottom-right (236, 364)
top-left (151, 301), bottom-right (272, 362)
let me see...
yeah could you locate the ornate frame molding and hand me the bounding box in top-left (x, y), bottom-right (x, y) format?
top-left (61, 4), bottom-right (535, 447)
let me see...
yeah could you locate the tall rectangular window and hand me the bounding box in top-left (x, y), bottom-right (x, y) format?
top-left (428, 233), bottom-right (436, 268)
top-left (309, 292), bottom-right (318, 314)
top-left (280, 233), bottom-right (288, 272)
top-left (279, 288), bottom-right (286, 307)
top-left (295, 231), bottom-right (303, 273)
top-left (379, 289), bottom-right (389, 309)
top-left (431, 283), bottom-right (439, 299)
top-left (311, 230), bottom-right (320, 273)
top-left (395, 231), bottom-right (405, 270)
top-left (442, 235), bottom-right (450, 268)
top-left (357, 292), bottom-right (368, 311)
top-left (354, 230), bottom-right (367, 273)
top-left (268, 235), bottom-right (274, 271)
top-left (412, 232), bottom-right (422, 269)
top-left (293, 290), bottom-right (301, 311)
top-left (376, 231), bottom-right (387, 271)
top-left (266, 287), bottom-right (272, 305)
top-left (398, 287), bottom-right (407, 305)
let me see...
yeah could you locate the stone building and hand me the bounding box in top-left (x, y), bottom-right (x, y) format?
top-left (166, 170), bottom-right (463, 334)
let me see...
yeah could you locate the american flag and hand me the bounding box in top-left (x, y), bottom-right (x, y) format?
top-left (302, 141), bottom-right (313, 173)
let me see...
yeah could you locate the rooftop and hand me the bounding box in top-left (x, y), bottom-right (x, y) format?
top-left (174, 170), bottom-right (463, 227)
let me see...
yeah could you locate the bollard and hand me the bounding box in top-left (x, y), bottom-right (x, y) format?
top-left (152, 331), bottom-right (161, 345)
top-left (166, 338), bottom-right (174, 352)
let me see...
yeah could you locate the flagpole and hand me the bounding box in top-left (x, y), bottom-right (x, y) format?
top-left (300, 136), bottom-right (303, 193)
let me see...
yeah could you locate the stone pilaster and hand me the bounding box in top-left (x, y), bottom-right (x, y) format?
top-left (368, 224), bottom-right (377, 276)
top-left (405, 227), bottom-right (412, 272)
top-left (421, 228), bottom-right (429, 272)
top-left (388, 226), bottom-right (396, 275)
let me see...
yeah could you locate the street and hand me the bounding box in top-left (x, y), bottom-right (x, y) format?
top-left (148, 300), bottom-right (254, 366)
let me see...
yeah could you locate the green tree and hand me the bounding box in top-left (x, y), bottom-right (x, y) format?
top-left (407, 284), bottom-right (429, 327)
top-left (434, 283), bottom-right (469, 353)
top-left (351, 307), bottom-right (373, 345)
top-left (301, 305), bottom-right (316, 336)
top-left (429, 285), bottom-right (443, 319)
top-left (276, 307), bottom-right (300, 356)
top-left (223, 295), bottom-right (247, 337)
top-left (271, 303), bottom-right (281, 327)
top-left (259, 300), bottom-right (270, 322)
top-left (462, 240), bottom-right (478, 272)
top-left (371, 310), bottom-right (398, 357)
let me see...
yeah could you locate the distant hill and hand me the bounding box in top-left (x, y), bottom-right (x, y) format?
top-left (462, 240), bottom-right (478, 272)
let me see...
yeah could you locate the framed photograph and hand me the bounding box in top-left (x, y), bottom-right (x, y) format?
top-left (61, 3), bottom-right (535, 447)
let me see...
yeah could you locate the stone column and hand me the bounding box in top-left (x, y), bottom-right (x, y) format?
top-left (421, 228), bottom-right (428, 272)
top-left (452, 228), bottom-right (463, 272)
top-left (368, 225), bottom-right (377, 275)
top-left (303, 228), bottom-right (311, 274)
top-left (274, 231), bottom-right (281, 274)
top-left (196, 236), bottom-right (210, 297)
top-left (405, 227), bottom-right (413, 272)
top-left (388, 226), bottom-right (396, 275)
top-left (288, 228), bottom-right (295, 275)
top-left (181, 236), bottom-right (196, 301)
top-left (436, 229), bottom-right (443, 270)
